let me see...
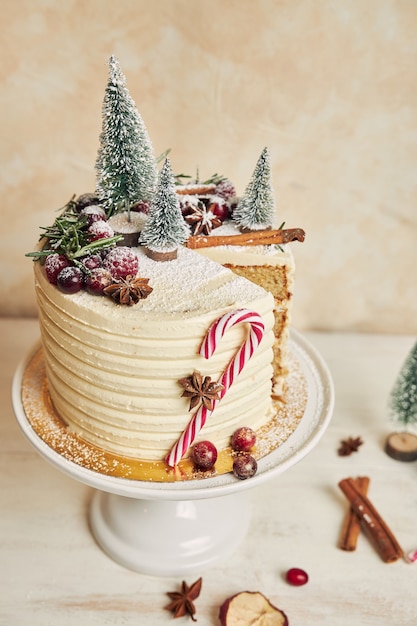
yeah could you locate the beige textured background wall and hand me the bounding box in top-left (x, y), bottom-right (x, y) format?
top-left (1, 0), bottom-right (416, 333)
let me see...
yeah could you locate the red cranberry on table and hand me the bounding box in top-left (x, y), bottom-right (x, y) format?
top-left (286, 567), bottom-right (309, 586)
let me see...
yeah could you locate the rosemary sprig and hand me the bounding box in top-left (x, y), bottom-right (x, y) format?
top-left (202, 172), bottom-right (227, 185)
top-left (26, 207), bottom-right (122, 262)
top-left (174, 173), bottom-right (193, 185)
top-left (174, 171), bottom-right (227, 186)
top-left (157, 148), bottom-right (171, 163)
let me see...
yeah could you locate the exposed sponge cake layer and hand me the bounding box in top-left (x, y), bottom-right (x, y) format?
top-left (194, 223), bottom-right (295, 395)
top-left (34, 246), bottom-right (276, 461)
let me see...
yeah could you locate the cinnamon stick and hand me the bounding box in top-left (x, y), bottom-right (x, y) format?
top-left (338, 477), bottom-right (403, 563)
top-left (339, 476), bottom-right (370, 551)
top-left (186, 228), bottom-right (305, 249)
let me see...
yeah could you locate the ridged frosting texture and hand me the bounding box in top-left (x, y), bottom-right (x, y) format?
top-left (34, 246), bottom-right (275, 461)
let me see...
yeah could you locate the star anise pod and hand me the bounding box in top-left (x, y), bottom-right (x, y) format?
top-left (338, 436), bottom-right (363, 456)
top-left (184, 202), bottom-right (222, 236)
top-left (103, 274), bottom-right (153, 306)
top-left (165, 577), bottom-right (202, 621)
top-left (178, 371), bottom-right (224, 411)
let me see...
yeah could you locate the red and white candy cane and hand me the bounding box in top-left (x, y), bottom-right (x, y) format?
top-left (165, 308), bottom-right (265, 467)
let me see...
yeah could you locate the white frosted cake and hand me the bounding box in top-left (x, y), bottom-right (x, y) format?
top-left (25, 56), bottom-right (305, 481)
top-left (34, 246), bottom-right (276, 462)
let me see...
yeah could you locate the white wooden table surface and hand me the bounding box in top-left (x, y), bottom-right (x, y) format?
top-left (1, 318), bottom-right (417, 626)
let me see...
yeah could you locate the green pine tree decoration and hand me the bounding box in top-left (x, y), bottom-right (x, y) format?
top-left (390, 341), bottom-right (417, 429)
top-left (233, 147), bottom-right (275, 231)
top-left (140, 158), bottom-right (190, 260)
top-left (95, 55), bottom-right (157, 217)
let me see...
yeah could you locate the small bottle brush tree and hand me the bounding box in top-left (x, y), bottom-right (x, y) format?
top-left (389, 341), bottom-right (417, 430)
top-left (141, 158), bottom-right (190, 261)
top-left (95, 55), bottom-right (157, 217)
top-left (233, 147), bottom-right (275, 231)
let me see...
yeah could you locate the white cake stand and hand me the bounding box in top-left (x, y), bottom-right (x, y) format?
top-left (12, 329), bottom-right (334, 577)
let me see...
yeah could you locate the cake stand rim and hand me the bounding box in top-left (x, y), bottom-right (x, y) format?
top-left (12, 328), bottom-right (334, 501)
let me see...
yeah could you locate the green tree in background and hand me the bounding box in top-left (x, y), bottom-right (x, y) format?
top-left (390, 341), bottom-right (417, 429)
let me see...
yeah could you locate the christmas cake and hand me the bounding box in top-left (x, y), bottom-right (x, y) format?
top-left (26, 56), bottom-right (305, 481)
top-left (33, 243), bottom-right (277, 462)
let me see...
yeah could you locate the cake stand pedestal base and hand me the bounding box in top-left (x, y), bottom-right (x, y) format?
top-left (89, 490), bottom-right (250, 576)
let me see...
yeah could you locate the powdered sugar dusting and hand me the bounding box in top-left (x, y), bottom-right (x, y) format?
top-left (255, 351), bottom-right (308, 458)
top-left (66, 245), bottom-right (270, 318)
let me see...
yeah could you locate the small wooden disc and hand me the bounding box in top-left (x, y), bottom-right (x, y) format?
top-left (115, 231), bottom-right (141, 247)
top-left (385, 432), bottom-right (417, 462)
top-left (145, 247), bottom-right (177, 262)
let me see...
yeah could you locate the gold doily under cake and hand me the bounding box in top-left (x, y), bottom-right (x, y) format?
top-left (21, 346), bottom-right (308, 483)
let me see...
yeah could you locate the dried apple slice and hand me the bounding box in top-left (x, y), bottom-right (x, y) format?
top-left (219, 591), bottom-right (288, 625)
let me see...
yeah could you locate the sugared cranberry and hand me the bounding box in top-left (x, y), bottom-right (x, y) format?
top-left (103, 246), bottom-right (138, 279)
top-left (192, 441), bottom-right (218, 470)
top-left (87, 220), bottom-right (114, 241)
top-left (85, 268), bottom-right (113, 295)
top-left (81, 254), bottom-right (102, 271)
top-left (56, 266), bottom-right (84, 294)
top-left (208, 200), bottom-right (230, 222)
top-left (286, 568), bottom-right (309, 586)
top-left (79, 205), bottom-right (107, 227)
top-left (215, 178), bottom-right (236, 200)
top-left (75, 192), bottom-right (100, 212)
top-left (44, 253), bottom-right (72, 284)
top-left (131, 199), bottom-right (151, 214)
top-left (231, 427), bottom-right (256, 452)
top-left (232, 454), bottom-right (257, 480)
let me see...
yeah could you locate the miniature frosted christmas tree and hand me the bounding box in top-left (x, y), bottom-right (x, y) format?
top-left (385, 341), bottom-right (417, 461)
top-left (233, 147), bottom-right (275, 231)
top-left (390, 342), bottom-right (417, 428)
top-left (95, 55), bottom-right (157, 217)
top-left (141, 158), bottom-right (190, 261)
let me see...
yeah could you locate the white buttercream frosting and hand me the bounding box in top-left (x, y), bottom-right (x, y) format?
top-left (35, 245), bottom-right (276, 461)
